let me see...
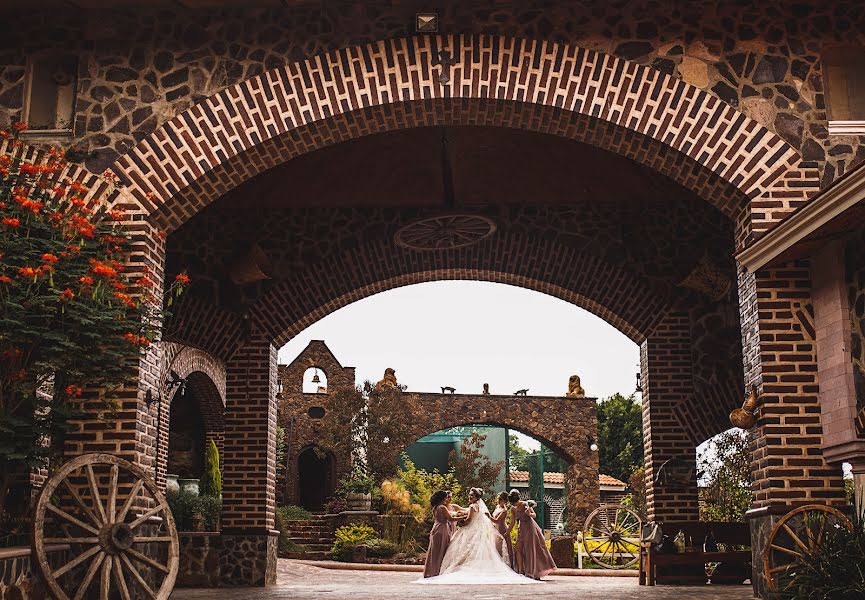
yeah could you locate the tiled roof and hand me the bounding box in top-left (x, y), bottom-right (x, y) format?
top-left (599, 474), bottom-right (626, 487)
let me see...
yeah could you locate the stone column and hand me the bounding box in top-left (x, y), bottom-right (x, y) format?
top-left (738, 262), bottom-right (848, 598)
top-left (640, 311), bottom-right (700, 524)
top-left (219, 331), bottom-right (279, 586)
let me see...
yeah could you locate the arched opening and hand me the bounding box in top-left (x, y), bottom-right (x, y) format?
top-left (167, 387), bottom-right (206, 480)
top-left (297, 446), bottom-right (335, 512)
top-left (302, 366), bottom-right (328, 394)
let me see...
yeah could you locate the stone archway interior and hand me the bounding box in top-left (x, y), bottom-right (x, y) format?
top-left (298, 447), bottom-right (334, 512)
top-left (168, 387), bottom-right (207, 479)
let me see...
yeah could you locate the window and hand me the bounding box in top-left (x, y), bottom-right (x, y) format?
top-left (24, 54), bottom-right (77, 132)
top-left (823, 46), bottom-right (865, 134)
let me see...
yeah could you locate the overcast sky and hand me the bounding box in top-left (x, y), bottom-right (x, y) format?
top-left (278, 281), bottom-right (641, 449)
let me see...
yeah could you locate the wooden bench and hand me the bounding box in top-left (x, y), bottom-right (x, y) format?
top-left (640, 521), bottom-right (751, 586)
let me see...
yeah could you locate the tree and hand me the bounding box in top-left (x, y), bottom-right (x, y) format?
top-left (508, 433), bottom-right (530, 471)
top-left (622, 466), bottom-right (647, 520)
top-left (448, 432), bottom-right (504, 503)
top-left (0, 124), bottom-right (185, 514)
top-left (199, 439), bottom-right (221, 497)
top-left (698, 429), bottom-right (751, 522)
top-left (527, 451), bottom-right (544, 502)
top-left (597, 393), bottom-right (643, 482)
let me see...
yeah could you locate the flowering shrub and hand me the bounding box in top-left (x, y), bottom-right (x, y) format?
top-left (380, 479), bottom-right (424, 519)
top-left (332, 523), bottom-right (376, 561)
top-left (0, 124), bottom-right (185, 513)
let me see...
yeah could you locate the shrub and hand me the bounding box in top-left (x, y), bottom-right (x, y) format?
top-left (396, 455), bottom-right (461, 519)
top-left (332, 523), bottom-right (375, 561)
top-left (199, 439), bottom-right (221, 498)
top-left (338, 468), bottom-right (375, 494)
top-left (365, 538), bottom-right (399, 558)
top-left (324, 496), bottom-right (347, 515)
top-left (381, 479), bottom-right (424, 518)
top-left (380, 514), bottom-right (424, 552)
top-left (166, 489), bottom-right (221, 531)
top-left (777, 513), bottom-right (865, 599)
top-left (277, 505), bottom-right (312, 521)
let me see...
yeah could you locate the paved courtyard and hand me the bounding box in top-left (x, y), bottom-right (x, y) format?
top-left (172, 560), bottom-right (756, 600)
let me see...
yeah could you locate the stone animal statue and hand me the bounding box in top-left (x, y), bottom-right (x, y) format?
top-left (374, 368), bottom-right (399, 392)
top-left (566, 374), bottom-right (586, 397)
top-left (729, 384), bottom-right (759, 429)
top-left (482, 383), bottom-right (490, 395)
top-left (514, 388), bottom-right (528, 396)
top-left (441, 386), bottom-right (455, 394)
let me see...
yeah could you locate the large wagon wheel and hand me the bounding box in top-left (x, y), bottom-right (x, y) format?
top-left (32, 453), bottom-right (179, 600)
top-left (763, 504), bottom-right (853, 593)
top-left (582, 504), bottom-right (642, 569)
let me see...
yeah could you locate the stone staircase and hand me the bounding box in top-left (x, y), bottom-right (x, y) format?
top-left (284, 515), bottom-right (335, 560)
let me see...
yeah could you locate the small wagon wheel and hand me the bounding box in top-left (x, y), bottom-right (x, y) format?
top-left (763, 504), bottom-right (853, 593)
top-left (32, 453), bottom-right (179, 600)
top-left (581, 504), bottom-right (642, 569)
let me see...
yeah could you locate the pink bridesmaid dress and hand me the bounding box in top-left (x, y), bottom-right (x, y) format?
top-left (423, 504), bottom-right (452, 578)
top-left (514, 502), bottom-right (556, 579)
top-left (493, 506), bottom-right (515, 568)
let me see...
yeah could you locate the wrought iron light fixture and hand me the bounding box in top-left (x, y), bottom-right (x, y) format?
top-left (635, 371), bottom-right (643, 393)
top-left (587, 435), bottom-right (598, 452)
top-left (165, 370), bottom-right (187, 396)
top-left (276, 379), bottom-right (284, 400)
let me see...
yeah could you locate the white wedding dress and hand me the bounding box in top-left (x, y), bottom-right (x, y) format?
top-left (416, 499), bottom-right (538, 585)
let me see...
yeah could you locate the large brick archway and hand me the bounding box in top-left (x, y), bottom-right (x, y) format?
top-left (110, 35), bottom-right (815, 242)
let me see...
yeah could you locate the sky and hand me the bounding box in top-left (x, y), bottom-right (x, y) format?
top-left (278, 281), bottom-right (641, 450)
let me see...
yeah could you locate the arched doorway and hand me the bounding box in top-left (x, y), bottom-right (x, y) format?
top-left (167, 388), bottom-right (206, 479)
top-left (297, 446), bottom-right (334, 512)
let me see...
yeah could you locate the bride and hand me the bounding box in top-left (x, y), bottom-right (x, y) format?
top-left (417, 487), bottom-right (538, 585)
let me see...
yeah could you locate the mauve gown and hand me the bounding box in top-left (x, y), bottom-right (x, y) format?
top-left (493, 506), bottom-right (515, 568)
top-left (514, 503), bottom-right (556, 579)
top-left (423, 505), bottom-right (452, 578)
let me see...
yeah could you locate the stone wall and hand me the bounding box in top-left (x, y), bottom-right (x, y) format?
top-left (846, 230), bottom-right (865, 437)
top-left (1, 1), bottom-right (863, 185)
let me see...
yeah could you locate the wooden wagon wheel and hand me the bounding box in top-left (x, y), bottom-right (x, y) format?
top-left (763, 504), bottom-right (853, 593)
top-left (582, 504), bottom-right (642, 569)
top-left (32, 453), bottom-right (179, 600)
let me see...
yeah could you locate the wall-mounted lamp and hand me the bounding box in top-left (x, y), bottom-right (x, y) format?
top-left (587, 435), bottom-right (598, 452)
top-left (165, 370), bottom-right (188, 396)
top-left (276, 379), bottom-right (284, 400)
top-left (635, 372), bottom-right (643, 394)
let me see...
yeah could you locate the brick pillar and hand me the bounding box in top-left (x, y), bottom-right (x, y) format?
top-left (219, 331), bottom-right (278, 586)
top-left (64, 219), bottom-right (165, 480)
top-left (738, 262), bottom-right (847, 598)
top-left (641, 311), bottom-right (700, 524)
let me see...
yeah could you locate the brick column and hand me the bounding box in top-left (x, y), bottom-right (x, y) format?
top-left (641, 311), bottom-right (700, 524)
top-left (64, 219), bottom-right (165, 480)
top-left (219, 331), bottom-right (278, 586)
top-left (738, 261), bottom-right (847, 598)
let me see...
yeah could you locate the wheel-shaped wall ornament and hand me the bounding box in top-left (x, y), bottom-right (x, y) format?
top-left (581, 504), bottom-right (642, 569)
top-left (763, 504), bottom-right (853, 593)
top-left (32, 453), bottom-right (179, 600)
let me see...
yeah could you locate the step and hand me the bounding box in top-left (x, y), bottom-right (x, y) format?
top-left (286, 550), bottom-right (330, 560)
top-left (286, 542), bottom-right (332, 551)
top-left (286, 529), bottom-right (333, 537)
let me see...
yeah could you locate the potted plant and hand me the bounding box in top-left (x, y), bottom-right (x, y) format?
top-left (340, 470), bottom-right (374, 511)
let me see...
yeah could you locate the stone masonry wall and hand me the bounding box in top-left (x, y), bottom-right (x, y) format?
top-left (0, 1), bottom-right (863, 185)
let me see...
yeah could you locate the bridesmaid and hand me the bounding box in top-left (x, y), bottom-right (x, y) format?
top-left (508, 489), bottom-right (556, 580)
top-left (487, 491), bottom-right (515, 568)
top-left (423, 489), bottom-right (464, 578)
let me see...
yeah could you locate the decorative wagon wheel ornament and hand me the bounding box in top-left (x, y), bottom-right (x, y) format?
top-left (32, 453), bottom-right (179, 600)
top-left (581, 504), bottom-right (642, 569)
top-left (763, 504), bottom-right (853, 593)
top-left (394, 214), bottom-right (496, 251)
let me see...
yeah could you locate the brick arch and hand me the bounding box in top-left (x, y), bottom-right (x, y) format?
top-left (111, 35), bottom-right (816, 241)
top-left (378, 392), bottom-right (599, 527)
top-left (252, 234), bottom-right (666, 348)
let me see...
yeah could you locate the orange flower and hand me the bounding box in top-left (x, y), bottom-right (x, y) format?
top-left (41, 253), bottom-right (58, 264)
top-left (17, 266), bottom-right (36, 278)
top-left (2, 218), bottom-right (20, 228)
top-left (112, 280), bottom-right (126, 291)
top-left (0, 275), bottom-right (11, 284)
top-left (65, 384), bottom-right (82, 398)
top-left (11, 122), bottom-right (27, 132)
top-left (108, 209), bottom-right (126, 221)
top-left (59, 288), bottom-right (75, 302)
top-left (175, 273), bottom-right (190, 285)
top-left (91, 261), bottom-right (118, 278)
top-left (79, 275), bottom-right (94, 285)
